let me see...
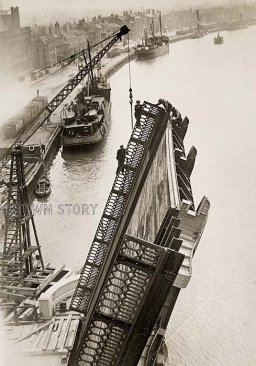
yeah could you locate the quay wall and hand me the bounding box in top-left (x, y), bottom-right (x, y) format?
top-left (103, 51), bottom-right (136, 78)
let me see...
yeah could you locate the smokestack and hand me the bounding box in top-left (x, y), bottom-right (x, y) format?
top-left (11, 6), bottom-right (20, 29)
top-left (55, 21), bottom-right (60, 32)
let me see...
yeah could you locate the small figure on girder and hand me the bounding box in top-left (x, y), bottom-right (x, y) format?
top-left (157, 98), bottom-right (172, 113)
top-left (41, 144), bottom-right (46, 154)
top-left (116, 145), bottom-right (126, 174)
top-left (172, 108), bottom-right (182, 128)
top-left (134, 100), bottom-right (142, 126)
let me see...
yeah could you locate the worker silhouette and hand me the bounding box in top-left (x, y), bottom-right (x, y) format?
top-left (157, 98), bottom-right (172, 113)
top-left (116, 145), bottom-right (126, 174)
top-left (134, 100), bottom-right (142, 126)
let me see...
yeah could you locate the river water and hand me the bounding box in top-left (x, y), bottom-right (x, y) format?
top-left (30, 26), bottom-right (256, 365)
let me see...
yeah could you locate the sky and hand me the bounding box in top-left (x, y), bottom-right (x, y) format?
top-left (1, 0), bottom-right (252, 12)
top-left (1, 0), bottom-right (253, 25)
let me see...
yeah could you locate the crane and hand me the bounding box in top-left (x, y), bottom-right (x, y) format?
top-left (0, 25), bottom-right (130, 295)
top-left (0, 25), bottom-right (130, 168)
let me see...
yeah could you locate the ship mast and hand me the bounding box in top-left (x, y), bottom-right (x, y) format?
top-left (144, 26), bottom-right (148, 46)
top-left (151, 18), bottom-right (155, 45)
top-left (196, 9), bottom-right (201, 31)
top-left (87, 40), bottom-right (95, 95)
top-left (159, 11), bottom-right (163, 40)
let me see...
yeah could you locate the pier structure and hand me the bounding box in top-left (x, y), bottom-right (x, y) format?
top-left (0, 146), bottom-right (68, 315)
top-left (0, 146), bottom-right (46, 293)
top-left (0, 146), bottom-right (81, 358)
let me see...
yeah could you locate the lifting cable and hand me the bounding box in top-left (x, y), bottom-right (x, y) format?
top-left (127, 33), bottom-right (134, 130)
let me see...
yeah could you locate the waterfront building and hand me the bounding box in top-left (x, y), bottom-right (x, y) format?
top-left (0, 6), bottom-right (33, 78)
top-left (61, 27), bottom-right (88, 56)
top-left (32, 32), bottom-right (58, 70)
top-left (32, 23), bottom-right (70, 69)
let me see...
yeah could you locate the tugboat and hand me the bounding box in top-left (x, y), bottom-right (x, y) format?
top-left (214, 32), bottom-right (224, 44)
top-left (34, 175), bottom-right (51, 197)
top-left (135, 12), bottom-right (169, 60)
top-left (60, 71), bottom-right (111, 147)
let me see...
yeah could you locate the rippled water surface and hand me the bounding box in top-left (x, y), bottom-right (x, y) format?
top-left (33, 27), bottom-right (256, 365)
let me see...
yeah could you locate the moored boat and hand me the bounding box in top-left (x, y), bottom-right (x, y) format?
top-left (135, 36), bottom-right (169, 60)
top-left (214, 32), bottom-right (224, 44)
top-left (190, 9), bottom-right (206, 39)
top-left (34, 175), bottom-right (51, 197)
top-left (190, 30), bottom-right (205, 39)
top-left (60, 75), bottom-right (111, 147)
top-left (135, 12), bottom-right (169, 60)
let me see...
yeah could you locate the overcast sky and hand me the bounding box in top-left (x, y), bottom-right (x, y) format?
top-left (2, 0), bottom-right (252, 12)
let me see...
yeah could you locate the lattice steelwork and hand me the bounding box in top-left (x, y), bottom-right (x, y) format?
top-left (0, 145), bottom-right (44, 288)
top-left (70, 102), bottom-right (165, 314)
top-left (72, 235), bottom-right (184, 366)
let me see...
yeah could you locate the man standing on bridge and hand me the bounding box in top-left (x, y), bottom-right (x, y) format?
top-left (134, 100), bottom-right (143, 126)
top-left (157, 98), bottom-right (172, 113)
top-left (116, 145), bottom-right (126, 174)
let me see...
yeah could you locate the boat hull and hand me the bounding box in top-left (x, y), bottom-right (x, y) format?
top-left (214, 38), bottom-right (224, 44)
top-left (135, 43), bottom-right (169, 60)
top-left (61, 127), bottom-right (106, 146)
top-left (61, 102), bottom-right (111, 147)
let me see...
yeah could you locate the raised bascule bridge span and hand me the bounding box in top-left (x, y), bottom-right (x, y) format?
top-left (68, 101), bottom-right (210, 366)
top-left (0, 99), bottom-right (209, 365)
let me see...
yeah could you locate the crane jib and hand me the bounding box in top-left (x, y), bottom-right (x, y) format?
top-left (47, 25), bottom-right (130, 113)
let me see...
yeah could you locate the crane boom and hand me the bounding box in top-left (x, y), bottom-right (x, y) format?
top-left (46, 25), bottom-right (129, 115)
